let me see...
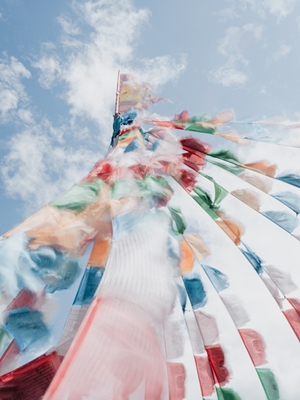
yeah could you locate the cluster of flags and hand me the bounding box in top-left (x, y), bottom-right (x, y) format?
top-left (0, 73), bottom-right (300, 399)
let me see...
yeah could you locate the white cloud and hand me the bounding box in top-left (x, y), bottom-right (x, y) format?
top-left (0, 89), bottom-right (19, 115)
top-left (0, 56), bottom-right (31, 121)
top-left (262, 0), bottom-right (297, 18)
top-left (58, 16), bottom-right (80, 35)
top-left (130, 55), bottom-right (187, 87)
top-left (243, 23), bottom-right (264, 40)
top-left (2, 122), bottom-right (96, 215)
top-left (272, 44), bottom-right (292, 61)
top-left (32, 55), bottom-right (61, 89)
top-left (42, 42), bottom-right (56, 51)
top-left (1, 0), bottom-right (186, 216)
top-left (218, 24), bottom-right (263, 57)
top-left (217, 27), bottom-right (241, 56)
top-left (211, 57), bottom-right (249, 87)
top-left (221, 0), bottom-right (297, 20)
top-left (212, 24), bottom-right (262, 87)
top-left (0, 54), bottom-right (95, 215)
top-left (34, 0), bottom-right (186, 139)
top-left (17, 109), bottom-right (35, 125)
top-left (219, 7), bottom-right (241, 20)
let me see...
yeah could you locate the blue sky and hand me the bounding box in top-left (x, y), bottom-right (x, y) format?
top-left (1, 0), bottom-right (300, 234)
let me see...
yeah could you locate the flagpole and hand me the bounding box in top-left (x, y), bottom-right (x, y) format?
top-left (114, 70), bottom-right (121, 117)
top-left (109, 70), bottom-right (121, 149)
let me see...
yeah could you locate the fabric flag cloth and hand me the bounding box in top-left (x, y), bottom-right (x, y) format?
top-left (1, 73), bottom-right (300, 399)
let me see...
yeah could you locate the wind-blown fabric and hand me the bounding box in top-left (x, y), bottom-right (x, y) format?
top-left (1, 74), bottom-right (300, 399)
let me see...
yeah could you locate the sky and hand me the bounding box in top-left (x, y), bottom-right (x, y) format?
top-left (1, 0), bottom-right (300, 234)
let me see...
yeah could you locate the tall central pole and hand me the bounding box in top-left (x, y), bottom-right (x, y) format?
top-left (114, 70), bottom-right (121, 117)
top-left (109, 71), bottom-right (122, 149)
